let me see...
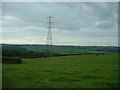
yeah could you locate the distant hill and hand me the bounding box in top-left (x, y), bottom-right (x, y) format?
top-left (2, 44), bottom-right (119, 56)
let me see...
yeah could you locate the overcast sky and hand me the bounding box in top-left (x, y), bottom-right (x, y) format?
top-left (2, 2), bottom-right (118, 46)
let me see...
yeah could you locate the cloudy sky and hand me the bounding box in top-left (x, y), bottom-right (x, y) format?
top-left (2, 2), bottom-right (118, 46)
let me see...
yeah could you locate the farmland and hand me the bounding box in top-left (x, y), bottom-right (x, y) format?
top-left (2, 44), bottom-right (119, 58)
top-left (3, 53), bottom-right (119, 88)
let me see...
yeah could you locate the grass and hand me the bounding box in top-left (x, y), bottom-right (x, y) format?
top-left (2, 53), bottom-right (119, 88)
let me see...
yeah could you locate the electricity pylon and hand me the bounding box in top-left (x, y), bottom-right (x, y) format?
top-left (46, 16), bottom-right (54, 55)
top-left (47, 16), bottom-right (53, 45)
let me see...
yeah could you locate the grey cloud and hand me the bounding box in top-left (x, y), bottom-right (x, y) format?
top-left (2, 2), bottom-right (118, 46)
top-left (3, 2), bottom-right (117, 30)
top-left (96, 21), bottom-right (113, 29)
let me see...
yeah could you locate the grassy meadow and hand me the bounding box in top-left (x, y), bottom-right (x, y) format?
top-left (3, 53), bottom-right (118, 88)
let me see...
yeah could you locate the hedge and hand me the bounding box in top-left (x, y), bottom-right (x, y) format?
top-left (2, 57), bottom-right (22, 64)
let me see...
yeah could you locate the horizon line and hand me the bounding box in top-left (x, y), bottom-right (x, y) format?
top-left (1, 43), bottom-right (119, 47)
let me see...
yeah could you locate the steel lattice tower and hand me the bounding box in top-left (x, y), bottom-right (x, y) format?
top-left (46, 16), bottom-right (53, 45)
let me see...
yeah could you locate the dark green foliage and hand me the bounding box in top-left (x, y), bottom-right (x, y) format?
top-left (2, 45), bottom-right (26, 57)
top-left (2, 44), bottom-right (48, 58)
top-left (2, 57), bottom-right (22, 64)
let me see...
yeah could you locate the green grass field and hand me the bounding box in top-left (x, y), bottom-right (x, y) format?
top-left (3, 54), bottom-right (118, 88)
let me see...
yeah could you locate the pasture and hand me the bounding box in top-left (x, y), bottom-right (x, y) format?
top-left (3, 53), bottom-right (118, 88)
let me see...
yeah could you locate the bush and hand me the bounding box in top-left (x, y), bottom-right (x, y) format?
top-left (2, 57), bottom-right (22, 64)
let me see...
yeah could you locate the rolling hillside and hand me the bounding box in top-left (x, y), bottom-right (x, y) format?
top-left (2, 44), bottom-right (119, 55)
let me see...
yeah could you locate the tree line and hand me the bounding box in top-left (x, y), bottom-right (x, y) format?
top-left (2, 45), bottom-right (50, 58)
